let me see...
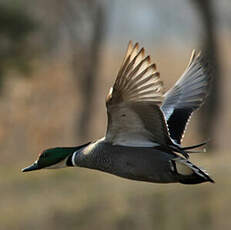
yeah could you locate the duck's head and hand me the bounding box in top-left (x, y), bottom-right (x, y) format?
top-left (22, 143), bottom-right (90, 172)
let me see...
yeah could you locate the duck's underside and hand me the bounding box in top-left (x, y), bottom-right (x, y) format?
top-left (75, 141), bottom-right (214, 185)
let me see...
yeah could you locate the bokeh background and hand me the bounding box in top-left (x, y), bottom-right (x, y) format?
top-left (1, 0), bottom-right (231, 229)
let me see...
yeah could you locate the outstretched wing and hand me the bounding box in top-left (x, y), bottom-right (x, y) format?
top-left (105, 41), bottom-right (172, 147)
top-left (161, 50), bottom-right (211, 145)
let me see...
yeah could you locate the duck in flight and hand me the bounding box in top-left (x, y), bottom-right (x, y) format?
top-left (22, 41), bottom-right (214, 184)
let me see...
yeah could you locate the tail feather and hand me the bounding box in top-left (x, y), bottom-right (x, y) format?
top-left (170, 158), bottom-right (214, 184)
top-left (181, 141), bottom-right (208, 151)
top-left (171, 140), bottom-right (209, 158)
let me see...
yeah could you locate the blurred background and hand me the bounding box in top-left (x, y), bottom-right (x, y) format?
top-left (0, 0), bottom-right (231, 229)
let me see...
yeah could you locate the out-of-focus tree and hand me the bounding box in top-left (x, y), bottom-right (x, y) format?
top-left (0, 3), bottom-right (37, 92)
top-left (6, 0), bottom-right (107, 141)
top-left (192, 0), bottom-right (220, 149)
top-left (55, 0), bottom-right (106, 141)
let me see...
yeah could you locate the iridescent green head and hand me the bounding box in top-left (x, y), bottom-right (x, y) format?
top-left (22, 143), bottom-right (90, 172)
